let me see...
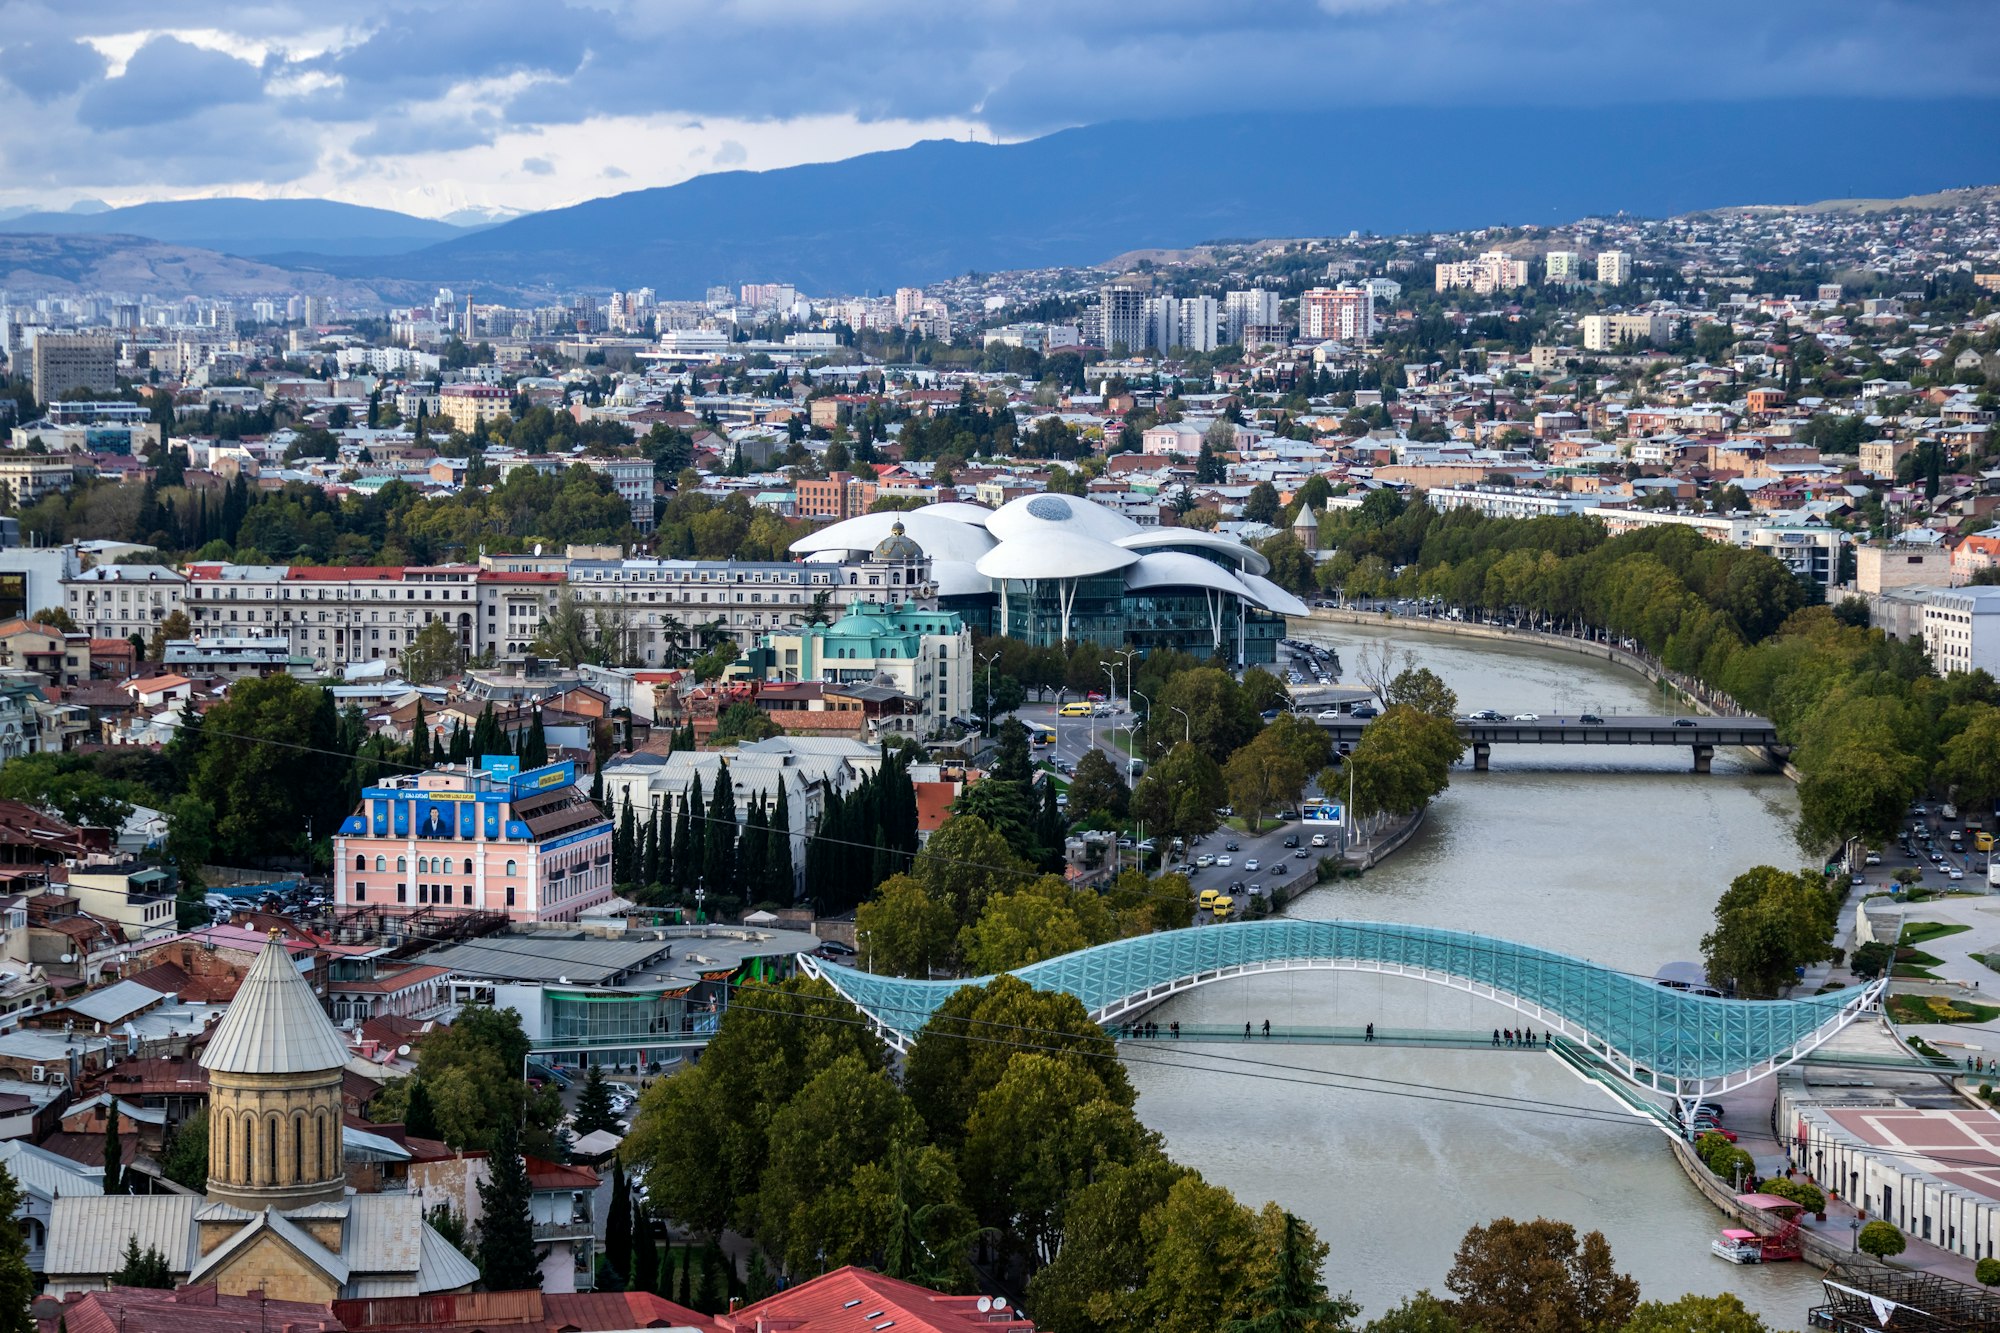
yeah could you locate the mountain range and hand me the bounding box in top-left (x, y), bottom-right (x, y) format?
top-left (0, 197), bottom-right (484, 258)
top-left (7, 99), bottom-right (2000, 296)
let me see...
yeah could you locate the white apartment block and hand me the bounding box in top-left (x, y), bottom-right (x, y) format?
top-left (1425, 486), bottom-right (1604, 521)
top-left (1545, 251), bottom-right (1580, 283)
top-left (1144, 296), bottom-right (1219, 353)
top-left (579, 456), bottom-right (656, 532)
top-left (1097, 285), bottom-right (1148, 352)
top-left (1434, 252), bottom-right (1529, 295)
top-left (1922, 587), bottom-right (2000, 677)
top-left (1594, 509), bottom-right (1844, 591)
top-left (1597, 251), bottom-right (1633, 285)
top-left (1298, 286), bottom-right (1376, 343)
top-left (61, 566), bottom-right (187, 641)
top-left (1224, 289), bottom-right (1281, 343)
top-left (183, 563), bottom-right (489, 673)
top-left (1581, 312), bottom-right (1672, 352)
top-left (438, 383), bottom-right (508, 433)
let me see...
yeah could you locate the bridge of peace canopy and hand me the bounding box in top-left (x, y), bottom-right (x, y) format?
top-left (800, 920), bottom-right (1887, 1129)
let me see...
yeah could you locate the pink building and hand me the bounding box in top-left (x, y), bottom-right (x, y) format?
top-left (332, 759), bottom-right (614, 924)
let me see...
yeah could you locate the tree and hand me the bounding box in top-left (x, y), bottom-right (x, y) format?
top-left (0, 1164), bottom-right (33, 1331)
top-left (1857, 1220), bottom-right (1906, 1259)
top-left (403, 1078), bottom-right (441, 1139)
top-left (532, 586), bottom-right (596, 668)
top-left (29, 606), bottom-right (76, 633)
top-left (146, 609), bottom-right (190, 660)
top-left (110, 1234), bottom-right (175, 1289)
top-left (103, 1108), bottom-right (124, 1195)
top-left (159, 1109), bottom-right (208, 1190)
top-left (1243, 482), bottom-right (1281, 525)
top-left (1361, 1295), bottom-right (1463, 1333)
top-left (477, 1121), bottom-right (544, 1290)
top-left (1699, 865), bottom-right (1837, 998)
top-left (1850, 939), bottom-right (1893, 979)
top-left (856, 874), bottom-right (957, 977)
top-left (1620, 1294), bottom-right (1769, 1333)
top-left (1151, 667), bottom-right (1260, 762)
top-left (606, 1159), bottom-right (633, 1288)
top-left (401, 619), bottom-right (464, 684)
top-left (572, 1063), bottom-right (620, 1137)
top-left (1065, 748), bottom-right (1130, 820)
top-left (959, 876), bottom-right (1113, 975)
top-left (913, 814), bottom-right (1031, 925)
top-left (712, 700), bottom-right (783, 745)
top-left (1939, 708), bottom-right (2000, 813)
top-left (1226, 1210), bottom-right (1359, 1333)
top-left (1976, 1257), bottom-right (2000, 1287)
top-left (1132, 742), bottom-right (1227, 847)
top-left (1386, 667), bottom-right (1458, 719)
top-left (1225, 729), bottom-right (1309, 831)
top-left (1339, 705), bottom-right (1462, 818)
top-left (1444, 1218), bottom-right (1638, 1333)
top-left (1354, 641), bottom-right (1417, 707)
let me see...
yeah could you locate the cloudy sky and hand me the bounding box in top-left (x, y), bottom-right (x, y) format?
top-left (1, 0), bottom-right (1996, 220)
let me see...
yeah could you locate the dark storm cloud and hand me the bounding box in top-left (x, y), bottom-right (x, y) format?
top-left (76, 35), bottom-right (266, 130)
top-left (5, 0), bottom-right (2000, 196)
top-left (0, 37), bottom-right (108, 100)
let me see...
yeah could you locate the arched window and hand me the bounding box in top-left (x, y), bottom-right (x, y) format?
top-left (293, 1112), bottom-right (305, 1183)
top-left (462, 858), bottom-right (474, 874)
top-left (416, 857), bottom-right (427, 875)
top-left (375, 855), bottom-right (386, 872)
top-left (220, 1114), bottom-right (230, 1174)
top-left (318, 1111), bottom-right (331, 1179)
top-left (355, 854), bottom-right (366, 870)
top-left (505, 860), bottom-right (517, 876)
top-left (243, 1112), bottom-right (257, 1183)
top-left (396, 856), bottom-right (407, 872)
top-left (267, 1116), bottom-right (280, 1185)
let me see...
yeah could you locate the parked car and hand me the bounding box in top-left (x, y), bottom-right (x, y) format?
top-left (1864, 851), bottom-right (1881, 865)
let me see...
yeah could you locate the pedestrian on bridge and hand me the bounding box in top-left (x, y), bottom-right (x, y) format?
top-left (1365, 1022), bottom-right (1374, 1043)
top-left (1244, 1022), bottom-right (1251, 1040)
top-left (1492, 1029), bottom-right (1501, 1047)
top-left (1262, 1019), bottom-right (1271, 1038)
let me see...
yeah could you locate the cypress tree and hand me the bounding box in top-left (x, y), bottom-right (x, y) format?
top-left (703, 764), bottom-right (736, 894)
top-left (523, 712), bottom-right (549, 768)
top-left (672, 1243), bottom-right (689, 1306)
top-left (606, 1160), bottom-right (632, 1284)
top-left (476, 1121), bottom-right (542, 1291)
top-left (102, 1109), bottom-right (124, 1196)
top-left (771, 784), bottom-right (794, 900)
top-left (616, 793), bottom-right (636, 883)
top-left (739, 797), bottom-right (767, 899)
top-left (700, 1241), bottom-right (728, 1313)
top-left (670, 791), bottom-right (693, 893)
top-left (652, 798), bottom-right (671, 888)
top-left (411, 701), bottom-right (430, 766)
top-left (404, 1079), bottom-right (440, 1140)
top-left (684, 782), bottom-right (707, 890)
top-left (0, 1163), bottom-right (38, 1318)
top-left (638, 814), bottom-right (657, 894)
top-left (632, 1203), bottom-right (659, 1295)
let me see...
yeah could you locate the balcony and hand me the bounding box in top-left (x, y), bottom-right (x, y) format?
top-left (533, 1217), bottom-right (595, 1244)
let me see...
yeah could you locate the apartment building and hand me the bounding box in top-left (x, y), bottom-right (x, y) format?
top-left (1144, 295), bottom-right (1219, 353)
top-left (1545, 251), bottom-right (1580, 283)
top-left (438, 383), bottom-right (508, 433)
top-left (1426, 486), bottom-right (1604, 521)
top-left (1597, 251), bottom-right (1634, 285)
top-left (579, 456), bottom-right (656, 531)
top-left (758, 601), bottom-right (972, 734)
top-left (563, 552), bottom-right (933, 661)
top-left (1594, 509), bottom-right (1844, 591)
top-left (183, 563), bottom-right (485, 672)
top-left (1097, 284), bottom-right (1148, 352)
top-left (61, 565), bottom-right (187, 641)
top-left (1922, 587), bottom-right (2000, 677)
top-left (0, 457), bottom-right (76, 508)
top-left (1581, 312), bottom-right (1672, 351)
top-left (1298, 286), bottom-right (1376, 344)
top-left (1225, 289), bottom-right (1281, 343)
top-left (1434, 252), bottom-right (1529, 295)
top-left (795, 470), bottom-right (879, 521)
top-left (29, 334), bottom-right (116, 406)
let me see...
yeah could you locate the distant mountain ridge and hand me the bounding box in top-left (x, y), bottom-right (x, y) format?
top-left (0, 197), bottom-right (481, 259)
top-left (328, 99), bottom-right (2000, 295)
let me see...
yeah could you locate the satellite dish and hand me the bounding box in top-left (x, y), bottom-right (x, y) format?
top-left (994, 1299), bottom-right (1008, 1311)
top-left (558, 975), bottom-right (569, 985)
top-left (977, 1299), bottom-right (992, 1313)
top-left (396, 1044), bottom-right (411, 1057)
top-left (534, 543), bottom-right (544, 556)
top-left (60, 954), bottom-right (74, 964)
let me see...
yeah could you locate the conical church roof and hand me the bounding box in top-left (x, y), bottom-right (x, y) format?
top-left (199, 932), bottom-right (351, 1076)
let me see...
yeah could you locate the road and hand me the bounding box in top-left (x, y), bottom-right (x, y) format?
top-left (1012, 699), bottom-right (1337, 921)
top-left (1860, 803), bottom-right (1987, 895)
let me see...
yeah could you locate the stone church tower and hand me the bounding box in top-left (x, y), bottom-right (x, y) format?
top-left (199, 930), bottom-right (354, 1211)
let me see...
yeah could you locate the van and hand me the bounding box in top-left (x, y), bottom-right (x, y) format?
top-left (1977, 832), bottom-right (1995, 853)
top-left (1211, 896), bottom-right (1235, 920)
top-left (1198, 889), bottom-right (1221, 911)
top-left (1058, 701), bottom-right (1093, 717)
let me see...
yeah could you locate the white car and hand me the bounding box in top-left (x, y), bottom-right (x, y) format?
top-left (1195, 854), bottom-right (1216, 868)
top-left (1215, 855), bottom-right (1234, 868)
top-left (1316, 709), bottom-right (1342, 723)
top-left (1950, 866), bottom-right (1966, 880)
top-left (1244, 858), bottom-right (1260, 872)
top-left (1513, 712), bottom-right (1540, 721)
top-left (1865, 852), bottom-right (1881, 865)
top-left (1311, 833), bottom-right (1328, 848)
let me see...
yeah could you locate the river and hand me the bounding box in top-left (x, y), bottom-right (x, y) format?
top-left (1124, 621), bottom-right (1825, 1327)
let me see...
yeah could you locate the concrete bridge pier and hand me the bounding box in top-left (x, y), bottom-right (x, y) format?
top-left (1472, 742), bottom-right (1490, 772)
top-left (1692, 744), bottom-right (1713, 774)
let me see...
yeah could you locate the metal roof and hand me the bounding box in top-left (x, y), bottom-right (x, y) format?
top-left (0, 1139), bottom-right (100, 1202)
top-left (45, 1194), bottom-right (200, 1276)
top-left (199, 934), bottom-right (352, 1076)
top-left (67, 979), bottom-right (169, 1024)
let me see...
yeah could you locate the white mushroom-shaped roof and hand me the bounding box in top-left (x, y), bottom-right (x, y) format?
top-left (200, 933), bottom-right (351, 1076)
top-left (933, 560), bottom-right (995, 597)
top-left (1125, 551), bottom-right (1259, 598)
top-left (918, 501), bottom-right (996, 526)
top-left (985, 493), bottom-right (1142, 544)
top-left (1115, 528), bottom-right (1271, 577)
top-left (976, 529), bottom-right (1141, 580)
top-left (789, 509), bottom-right (996, 564)
top-left (1238, 572), bottom-right (1313, 617)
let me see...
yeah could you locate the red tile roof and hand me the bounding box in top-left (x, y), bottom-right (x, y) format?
top-left (41, 1283), bottom-right (346, 1333)
top-left (718, 1267), bottom-right (1033, 1333)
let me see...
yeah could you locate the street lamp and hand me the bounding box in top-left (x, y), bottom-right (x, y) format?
top-left (1113, 648), bottom-right (1137, 710)
top-left (1170, 706), bottom-right (1192, 747)
top-left (979, 650), bottom-right (1000, 738)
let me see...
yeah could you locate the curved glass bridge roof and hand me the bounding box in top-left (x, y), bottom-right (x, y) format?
top-left (803, 920), bottom-right (1882, 1096)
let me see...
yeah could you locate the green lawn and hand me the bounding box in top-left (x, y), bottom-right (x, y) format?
top-left (1902, 921), bottom-right (1973, 946)
top-left (1888, 992), bottom-right (2000, 1025)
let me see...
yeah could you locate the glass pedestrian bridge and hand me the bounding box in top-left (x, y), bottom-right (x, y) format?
top-left (800, 920), bottom-right (1885, 1114)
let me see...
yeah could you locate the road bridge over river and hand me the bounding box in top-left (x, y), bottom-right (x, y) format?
top-left (1313, 713), bottom-right (1781, 772)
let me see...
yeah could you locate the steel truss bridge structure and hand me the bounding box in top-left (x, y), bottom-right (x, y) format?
top-left (801, 920), bottom-right (1885, 1128)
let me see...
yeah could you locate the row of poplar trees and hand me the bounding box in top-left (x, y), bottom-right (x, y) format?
top-left (611, 762), bottom-right (795, 906)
